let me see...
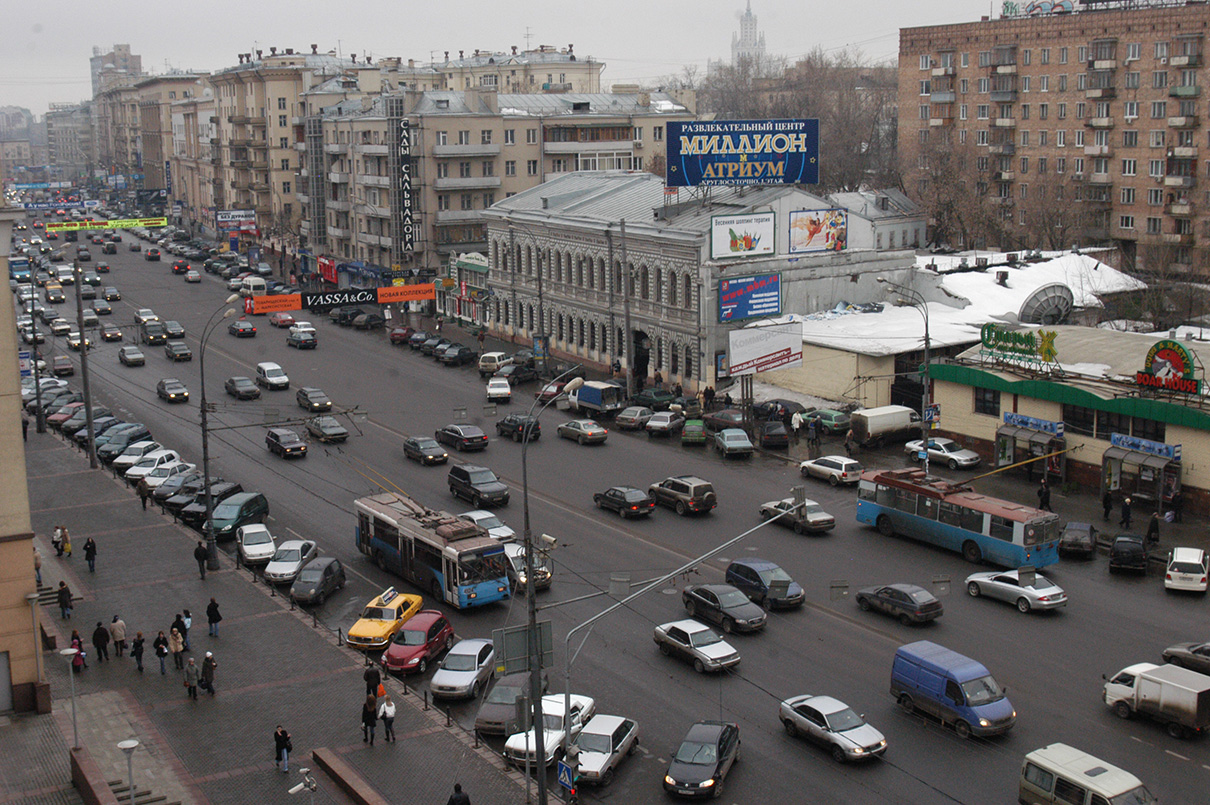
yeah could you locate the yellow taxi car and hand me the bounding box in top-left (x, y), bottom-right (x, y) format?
top-left (346, 587), bottom-right (424, 651)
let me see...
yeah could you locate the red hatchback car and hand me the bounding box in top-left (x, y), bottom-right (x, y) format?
top-left (379, 609), bottom-right (454, 675)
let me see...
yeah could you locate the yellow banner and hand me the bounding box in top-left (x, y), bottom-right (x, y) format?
top-left (46, 217), bottom-right (168, 232)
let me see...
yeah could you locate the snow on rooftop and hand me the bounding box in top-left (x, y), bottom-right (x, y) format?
top-left (939, 252), bottom-right (1145, 309)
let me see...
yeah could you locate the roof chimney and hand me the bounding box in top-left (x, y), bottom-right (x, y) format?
top-left (237, 54), bottom-right (244, 64)
top-left (256, 49), bottom-right (263, 59)
top-left (366, 54), bottom-right (372, 64)
top-left (351, 53), bottom-right (357, 63)
top-left (311, 44), bottom-right (319, 55)
top-left (270, 47), bottom-right (277, 56)
top-left (512, 46), bottom-right (518, 55)
top-left (285, 48), bottom-right (294, 55)
top-left (474, 49), bottom-right (480, 57)
top-left (459, 50), bottom-right (464, 59)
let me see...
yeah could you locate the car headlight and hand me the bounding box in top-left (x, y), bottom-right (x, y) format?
top-left (307, 589), bottom-right (316, 596)
top-left (699, 779), bottom-right (715, 788)
top-left (978, 718), bottom-right (990, 727)
top-left (877, 740), bottom-right (886, 748)
top-left (851, 747), bottom-right (865, 755)
top-left (405, 657), bottom-right (419, 665)
top-left (664, 776), bottom-right (676, 785)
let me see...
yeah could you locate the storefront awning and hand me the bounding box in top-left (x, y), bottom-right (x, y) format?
top-left (1103, 446), bottom-right (1174, 471)
top-left (997, 424), bottom-right (1065, 446)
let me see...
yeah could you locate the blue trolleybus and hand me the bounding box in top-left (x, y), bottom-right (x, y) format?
top-left (354, 492), bottom-right (511, 608)
top-left (856, 468), bottom-right (1060, 568)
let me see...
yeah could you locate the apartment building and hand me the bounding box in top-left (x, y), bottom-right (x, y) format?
top-left (899, 3), bottom-right (1210, 273)
top-left (170, 92), bottom-right (218, 236)
top-left (45, 103), bottom-right (93, 183)
top-left (91, 73), bottom-right (142, 182)
top-left (0, 140), bottom-right (32, 183)
top-left (137, 74), bottom-right (208, 193)
top-left (435, 44), bottom-right (601, 93)
top-left (299, 88), bottom-right (692, 284)
top-left (90, 44), bottom-right (142, 97)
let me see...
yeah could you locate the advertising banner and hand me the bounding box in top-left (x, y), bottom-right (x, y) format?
top-left (317, 256), bottom-right (338, 285)
top-left (47, 217), bottom-right (166, 232)
top-left (710, 212), bottom-right (776, 260)
top-left (718, 273), bottom-right (781, 322)
top-left (728, 322), bottom-right (803, 376)
top-left (248, 284), bottom-right (436, 314)
top-left (789, 209), bottom-right (848, 253)
top-left (665, 119), bottom-right (819, 187)
top-left (215, 209), bottom-right (257, 232)
top-left (378, 284), bottom-right (436, 304)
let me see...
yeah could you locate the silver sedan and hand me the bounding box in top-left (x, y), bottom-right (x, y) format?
top-left (905, 437), bottom-right (981, 469)
top-left (557, 419), bottom-right (608, 445)
top-left (965, 569), bottom-right (1067, 613)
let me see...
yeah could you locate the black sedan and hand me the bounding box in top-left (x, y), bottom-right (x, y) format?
top-left (164, 342), bottom-right (193, 362)
top-left (156, 378), bottom-right (189, 403)
top-left (495, 414), bottom-right (540, 442)
top-left (352, 313), bottom-right (386, 330)
top-left (404, 436), bottom-right (448, 465)
top-left (228, 319), bottom-right (257, 338)
top-left (145, 248), bottom-right (161, 261)
top-left (494, 364), bottom-right (538, 385)
top-left (855, 583), bottom-right (944, 625)
top-left (593, 486), bottom-right (656, 518)
top-left (224, 376), bottom-right (261, 400)
top-left (664, 721), bottom-right (741, 799)
top-left (306, 416), bottom-right (349, 443)
top-left (682, 584), bottom-right (766, 633)
top-left (1058, 521), bottom-right (1098, 559)
top-left (435, 424), bottom-right (488, 452)
top-left (1162, 642), bottom-right (1210, 674)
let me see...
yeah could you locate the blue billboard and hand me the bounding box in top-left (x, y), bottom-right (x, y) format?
top-left (666, 120), bottom-right (819, 187)
top-left (719, 273), bottom-right (781, 322)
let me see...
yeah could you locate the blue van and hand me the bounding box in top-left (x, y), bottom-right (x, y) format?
top-left (890, 641), bottom-right (1016, 738)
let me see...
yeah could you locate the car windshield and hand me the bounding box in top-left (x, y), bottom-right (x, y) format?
top-left (147, 466), bottom-right (173, 478)
top-left (802, 504), bottom-right (825, 516)
top-left (213, 502), bottom-right (241, 518)
top-left (674, 741), bottom-right (717, 765)
top-left (393, 627), bottom-right (426, 647)
top-left (1171, 561), bottom-right (1205, 574)
top-left (689, 630), bottom-right (722, 648)
top-left (486, 681), bottom-right (523, 704)
top-left (467, 470), bottom-right (498, 484)
top-left (960, 674), bottom-right (1005, 706)
top-left (827, 708), bottom-right (865, 731)
top-left (1110, 786), bottom-right (1157, 805)
top-left (473, 514), bottom-right (504, 529)
top-left (443, 652), bottom-right (479, 672)
top-left (244, 531), bottom-right (271, 545)
top-left (414, 438), bottom-right (439, 449)
top-left (577, 732), bottom-right (611, 754)
top-left (266, 368), bottom-right (284, 378)
top-left (716, 589), bottom-right (750, 608)
top-left (297, 568), bottom-right (322, 583)
top-left (459, 551), bottom-right (508, 583)
top-left (756, 566), bottom-right (792, 585)
top-left (134, 456), bottom-right (159, 469)
top-left (360, 606), bottom-right (395, 621)
top-left (272, 548), bottom-right (300, 563)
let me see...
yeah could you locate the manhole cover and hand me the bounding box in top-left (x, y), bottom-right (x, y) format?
top-left (661, 587), bottom-right (678, 595)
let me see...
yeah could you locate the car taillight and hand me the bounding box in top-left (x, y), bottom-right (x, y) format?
top-left (1166, 574), bottom-right (1172, 580)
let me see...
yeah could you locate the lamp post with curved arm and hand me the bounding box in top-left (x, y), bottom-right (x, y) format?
top-left (201, 295), bottom-right (240, 570)
top-left (877, 278), bottom-right (931, 474)
top-left (520, 368), bottom-right (584, 805)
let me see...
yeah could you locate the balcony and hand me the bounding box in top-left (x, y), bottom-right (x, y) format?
top-left (1083, 144), bottom-right (1112, 157)
top-left (929, 116), bottom-right (954, 127)
top-left (229, 158), bottom-right (249, 168)
top-left (1166, 201), bottom-right (1193, 216)
top-left (992, 117), bottom-right (1017, 128)
top-left (930, 91), bottom-right (957, 104)
top-left (1171, 146), bottom-right (1199, 159)
top-left (250, 182), bottom-right (270, 193)
top-left (324, 143), bottom-right (348, 155)
top-left (1090, 59), bottom-right (1117, 70)
top-left (355, 143), bottom-right (389, 155)
top-left (296, 192), bottom-right (310, 204)
top-left (358, 174), bottom-right (391, 188)
top-left (1163, 232), bottom-right (1194, 246)
top-left (295, 142), bottom-right (307, 152)
top-left (228, 114), bottom-right (249, 124)
top-left (1168, 115), bottom-right (1199, 128)
top-left (993, 64), bottom-right (1017, 74)
top-left (1169, 85), bottom-right (1201, 98)
top-left (993, 171), bottom-right (1014, 183)
top-left (326, 226), bottom-right (350, 239)
top-left (931, 65), bottom-right (956, 77)
top-left (291, 116), bottom-right (304, 126)
top-left (363, 204), bottom-right (391, 218)
top-left (1169, 54), bottom-right (1201, 68)
top-left (432, 143), bottom-right (501, 158)
top-left (249, 117), bottom-right (267, 127)
top-left (1165, 175), bottom-right (1196, 188)
top-left (358, 232), bottom-right (393, 248)
top-left (229, 138), bottom-right (251, 148)
top-left (1086, 117), bottom-right (1114, 128)
top-left (328, 171), bottom-right (349, 183)
top-left (988, 142), bottom-right (1016, 155)
top-left (437, 176), bottom-right (503, 191)
top-left (300, 167), bottom-right (309, 178)
top-left (326, 199), bottom-right (350, 211)
top-left (1085, 87), bottom-right (1116, 100)
top-left (1084, 194), bottom-right (1112, 207)
top-left (299, 221), bottom-right (311, 235)
top-left (989, 90), bottom-right (1017, 103)
top-left (249, 141), bottom-right (267, 151)
top-left (434, 210), bottom-right (482, 224)
top-left (1088, 172), bottom-right (1113, 185)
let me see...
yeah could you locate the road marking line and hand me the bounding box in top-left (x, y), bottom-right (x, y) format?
top-left (1166, 750), bottom-right (1190, 761)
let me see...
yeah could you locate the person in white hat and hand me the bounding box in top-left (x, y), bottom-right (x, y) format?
top-left (200, 651), bottom-right (217, 696)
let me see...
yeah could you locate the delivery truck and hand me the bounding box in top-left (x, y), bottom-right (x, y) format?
top-left (851, 405), bottom-right (922, 447)
top-left (568, 380), bottom-right (625, 417)
top-left (1103, 661), bottom-right (1210, 739)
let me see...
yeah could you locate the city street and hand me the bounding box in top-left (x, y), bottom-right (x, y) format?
top-left (25, 236), bottom-right (1210, 804)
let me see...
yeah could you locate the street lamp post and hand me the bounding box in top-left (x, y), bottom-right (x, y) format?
top-left (877, 278), bottom-right (931, 474)
top-left (117, 739), bottom-right (139, 802)
top-left (72, 259), bottom-right (98, 468)
top-left (520, 369), bottom-right (584, 805)
top-left (59, 648), bottom-right (79, 748)
top-left (201, 296), bottom-right (240, 571)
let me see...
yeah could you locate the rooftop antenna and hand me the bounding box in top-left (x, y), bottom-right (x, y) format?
top-left (524, 26), bottom-right (533, 51)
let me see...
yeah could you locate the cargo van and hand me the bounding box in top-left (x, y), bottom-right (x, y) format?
top-left (478, 351), bottom-right (513, 377)
top-left (240, 276), bottom-right (266, 298)
top-left (890, 640), bottom-right (1016, 738)
top-left (1019, 743), bottom-right (1155, 805)
top-left (851, 405), bottom-right (921, 447)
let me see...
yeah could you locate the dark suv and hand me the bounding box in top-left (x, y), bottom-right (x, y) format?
top-left (649, 476), bottom-right (717, 516)
top-left (266, 428), bottom-right (308, 458)
top-left (1109, 534), bottom-right (1150, 573)
top-left (179, 482), bottom-right (245, 528)
top-left (448, 464), bottom-right (510, 508)
top-left (495, 414), bottom-right (540, 442)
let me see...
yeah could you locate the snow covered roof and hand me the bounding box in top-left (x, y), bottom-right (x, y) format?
top-left (754, 252), bottom-right (1146, 357)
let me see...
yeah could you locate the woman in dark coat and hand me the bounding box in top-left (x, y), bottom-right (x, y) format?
top-left (361, 693), bottom-right (378, 745)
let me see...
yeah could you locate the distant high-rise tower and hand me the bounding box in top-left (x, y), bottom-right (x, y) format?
top-left (89, 44), bottom-right (142, 97)
top-left (731, 1), bottom-right (766, 65)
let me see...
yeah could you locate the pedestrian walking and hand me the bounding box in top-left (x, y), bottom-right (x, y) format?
top-left (1037, 481), bottom-right (1053, 512)
top-left (379, 695), bottom-right (396, 743)
top-left (207, 598), bottom-right (222, 637)
top-left (364, 665), bottom-right (381, 697)
top-left (131, 632), bottom-right (145, 673)
top-left (1146, 512), bottom-right (1161, 544)
top-left (83, 537), bottom-right (97, 572)
top-left (362, 693), bottom-right (378, 744)
top-left (447, 783), bottom-right (471, 805)
top-left (199, 652), bottom-right (217, 695)
top-left (1102, 490), bottom-right (1113, 522)
top-left (52, 526), bottom-right (64, 557)
top-left (171, 613), bottom-right (186, 644)
top-left (62, 527), bottom-right (71, 558)
top-left (844, 428), bottom-right (856, 457)
top-left (183, 658), bottom-right (200, 699)
top-left (109, 615), bottom-right (127, 657)
top-left (1171, 491), bottom-right (1184, 523)
top-left (703, 386), bottom-right (715, 410)
top-left (22, 415), bottom-right (29, 441)
top-left (193, 541), bottom-right (208, 580)
top-left (274, 726), bottom-right (292, 773)
top-left (169, 627), bottom-right (185, 670)
top-left (70, 631), bottom-right (86, 672)
top-left (140, 485), bottom-right (150, 511)
top-left (57, 581), bottom-right (72, 620)
top-left (91, 622), bottom-right (110, 662)
top-left (153, 631), bottom-right (169, 675)
top-left (790, 411), bottom-right (803, 445)
top-left (33, 546), bottom-right (41, 586)
top-left (182, 609), bottom-right (193, 650)
top-left (1119, 496), bottom-right (1133, 529)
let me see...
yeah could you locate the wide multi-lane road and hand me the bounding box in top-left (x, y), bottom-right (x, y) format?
top-left (30, 230), bottom-right (1209, 803)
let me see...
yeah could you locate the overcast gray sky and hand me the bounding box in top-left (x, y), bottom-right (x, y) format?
top-left (1, 0), bottom-right (986, 116)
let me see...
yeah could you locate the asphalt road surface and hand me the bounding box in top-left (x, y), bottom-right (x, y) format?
top-left (24, 232), bottom-right (1209, 804)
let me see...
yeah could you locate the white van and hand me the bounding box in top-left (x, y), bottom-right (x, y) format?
top-left (240, 276), bottom-right (267, 298)
top-left (1019, 744), bottom-right (1155, 805)
top-left (255, 361), bottom-right (290, 390)
top-left (478, 351), bottom-right (513, 377)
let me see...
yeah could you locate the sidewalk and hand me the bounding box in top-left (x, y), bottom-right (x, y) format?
top-left (3, 430), bottom-right (524, 805)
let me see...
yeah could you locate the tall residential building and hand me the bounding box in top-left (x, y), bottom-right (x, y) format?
top-left (732, 1), bottom-right (767, 65)
top-left (136, 73), bottom-right (208, 192)
top-left (298, 88), bottom-right (693, 286)
top-left (434, 44), bottom-right (601, 93)
top-left (91, 71), bottom-right (143, 183)
top-left (899, 4), bottom-right (1210, 274)
top-left (0, 140), bottom-right (33, 183)
top-left (90, 44), bottom-right (142, 97)
top-left (45, 103), bottom-right (93, 183)
top-left (170, 92), bottom-right (218, 236)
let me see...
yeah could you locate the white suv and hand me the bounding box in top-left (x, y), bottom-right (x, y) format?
top-left (255, 361), bottom-right (290, 390)
top-left (1165, 547), bottom-right (1209, 592)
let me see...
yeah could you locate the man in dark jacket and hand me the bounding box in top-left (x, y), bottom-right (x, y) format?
top-left (364, 665), bottom-right (381, 697)
top-left (57, 581), bottom-right (73, 620)
top-left (91, 621), bottom-right (111, 662)
top-left (447, 783), bottom-right (471, 805)
top-left (194, 541), bottom-right (208, 580)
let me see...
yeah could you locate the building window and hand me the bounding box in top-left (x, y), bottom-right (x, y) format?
top-left (281, 181), bottom-right (291, 194)
top-left (436, 162), bottom-right (449, 178)
top-left (978, 77), bottom-right (989, 94)
top-left (527, 159), bottom-right (538, 175)
top-left (1153, 71), bottom-right (1168, 89)
top-left (1021, 157), bottom-right (1029, 173)
top-left (481, 130), bottom-right (493, 145)
top-left (919, 129), bottom-right (929, 144)
top-left (457, 130), bottom-right (471, 145)
top-left (526, 128), bottom-right (538, 145)
top-left (1056, 157), bottom-right (1066, 173)
top-left (505, 160), bottom-right (516, 176)
top-left (1119, 215), bottom-right (1135, 229)
top-left (279, 137), bottom-right (289, 148)
top-left (277, 97), bottom-right (287, 110)
top-left (461, 193), bottom-right (473, 210)
top-left (1062, 404), bottom-right (1095, 436)
top-left (1021, 104), bottom-right (1030, 120)
top-left (653, 126), bottom-right (664, 142)
top-left (1040, 75), bottom-right (1049, 91)
top-left (960, 104), bottom-right (968, 120)
top-left (437, 194), bottom-right (450, 211)
top-left (960, 78), bottom-right (969, 94)
top-left (1039, 103), bottom-right (1049, 120)
top-left (977, 104), bottom-right (989, 120)
top-left (976, 129), bottom-right (989, 146)
top-left (278, 114), bottom-right (287, 127)
top-left (1058, 102), bottom-right (1067, 119)
top-left (1148, 188), bottom-right (1163, 205)
top-left (459, 161), bottom-right (472, 178)
top-left (504, 129), bottom-right (515, 145)
top-left (1075, 130), bottom-right (1085, 147)
top-left (1122, 159), bottom-right (1137, 176)
top-left (920, 80), bottom-right (931, 96)
top-left (1121, 187), bottom-right (1135, 204)
top-left (1156, 41), bottom-right (1170, 60)
top-left (552, 157), bottom-right (569, 172)
top-left (281, 158), bottom-right (290, 170)
top-left (1125, 71), bottom-right (1140, 89)
top-left (482, 161), bottom-right (495, 176)
top-left (919, 105), bottom-right (930, 120)
top-left (1056, 130), bottom-right (1066, 147)
top-left (1133, 417), bottom-right (1165, 443)
top-left (1149, 159), bottom-right (1164, 177)
top-left (483, 193), bottom-right (495, 207)
top-left (973, 388), bottom-right (1000, 416)
top-left (1127, 42), bottom-right (1141, 61)
top-left (1146, 216), bottom-right (1162, 233)
top-left (1022, 76), bottom-right (1031, 92)
top-left (920, 54), bottom-right (932, 70)
top-left (436, 131), bottom-right (448, 145)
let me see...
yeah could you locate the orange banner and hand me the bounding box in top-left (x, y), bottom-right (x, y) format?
top-left (377, 284), bottom-right (437, 304)
top-left (247, 294), bottom-right (303, 314)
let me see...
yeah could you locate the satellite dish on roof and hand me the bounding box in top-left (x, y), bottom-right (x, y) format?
top-left (1019, 282), bottom-right (1074, 325)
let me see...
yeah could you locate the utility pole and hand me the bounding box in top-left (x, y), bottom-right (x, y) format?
top-left (73, 259), bottom-right (98, 468)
